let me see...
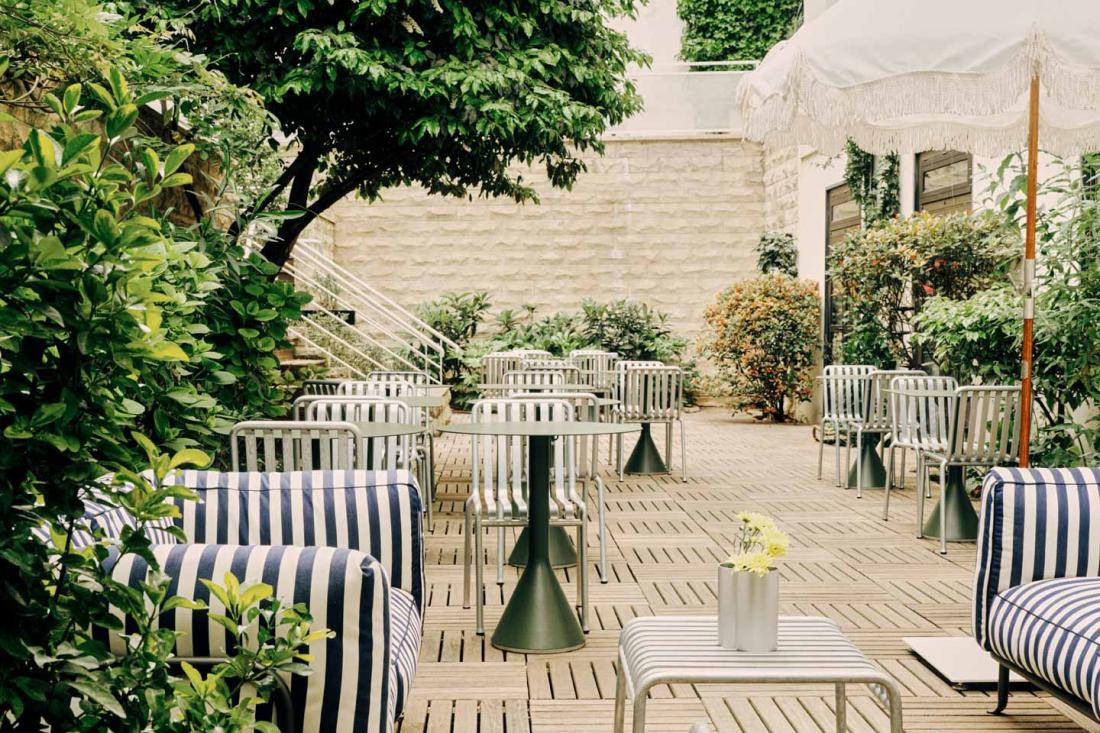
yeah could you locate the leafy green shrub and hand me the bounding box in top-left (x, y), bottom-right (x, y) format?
top-left (702, 275), bottom-right (820, 422)
top-left (914, 156), bottom-right (1100, 465)
top-left (493, 309), bottom-right (593, 355)
top-left (0, 74), bottom-right (316, 727)
top-left (678, 0), bottom-right (802, 62)
top-left (828, 211), bottom-right (1018, 366)
top-left (581, 299), bottom-right (687, 362)
top-left (755, 232), bottom-right (798, 277)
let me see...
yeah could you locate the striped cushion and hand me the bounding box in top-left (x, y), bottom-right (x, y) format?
top-left (110, 544), bottom-right (395, 733)
top-left (163, 469), bottom-right (425, 614)
top-left (987, 577), bottom-right (1100, 717)
top-left (973, 467), bottom-right (1100, 649)
top-left (389, 588), bottom-right (421, 720)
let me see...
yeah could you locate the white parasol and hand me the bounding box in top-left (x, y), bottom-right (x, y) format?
top-left (739, 0), bottom-right (1100, 465)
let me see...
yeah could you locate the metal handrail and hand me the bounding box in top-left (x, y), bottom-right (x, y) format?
top-left (294, 241), bottom-right (460, 353)
top-left (287, 325), bottom-right (369, 379)
top-left (288, 265), bottom-right (438, 376)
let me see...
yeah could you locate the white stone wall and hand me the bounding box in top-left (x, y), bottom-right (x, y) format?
top-left (763, 142), bottom-right (800, 236)
top-left (329, 137), bottom-right (766, 342)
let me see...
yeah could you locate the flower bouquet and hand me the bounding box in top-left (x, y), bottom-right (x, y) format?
top-left (717, 513), bottom-right (789, 651)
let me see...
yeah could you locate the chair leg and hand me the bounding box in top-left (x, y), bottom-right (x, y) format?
top-left (900, 449), bottom-right (907, 490)
top-left (915, 454), bottom-right (926, 539)
top-left (496, 526), bottom-right (505, 585)
top-left (989, 665), bottom-right (1010, 715)
top-left (817, 420), bottom-right (826, 479)
top-left (679, 418), bottom-right (687, 482)
top-left (577, 518), bottom-right (589, 633)
top-left (833, 423), bottom-right (843, 487)
top-left (463, 507), bottom-right (473, 609)
top-left (939, 462), bottom-right (948, 556)
top-left (883, 445), bottom-right (894, 521)
top-left (855, 430), bottom-right (863, 499)
top-left (617, 433), bottom-right (624, 482)
top-left (421, 454), bottom-right (433, 527)
top-left (475, 518), bottom-right (485, 635)
top-left (596, 476), bottom-right (608, 583)
top-left (665, 421), bottom-right (673, 476)
top-left (844, 427), bottom-right (853, 489)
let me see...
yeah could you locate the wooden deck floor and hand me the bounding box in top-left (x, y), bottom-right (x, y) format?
top-left (399, 409), bottom-right (1096, 733)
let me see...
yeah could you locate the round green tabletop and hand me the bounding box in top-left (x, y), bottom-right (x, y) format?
top-left (443, 420), bottom-right (637, 653)
top-left (400, 394), bottom-right (447, 409)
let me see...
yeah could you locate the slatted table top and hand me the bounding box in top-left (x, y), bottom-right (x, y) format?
top-left (618, 616), bottom-right (886, 687)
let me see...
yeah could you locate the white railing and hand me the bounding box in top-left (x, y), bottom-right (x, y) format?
top-left (286, 241), bottom-right (459, 383)
top-left (608, 61), bottom-right (756, 138)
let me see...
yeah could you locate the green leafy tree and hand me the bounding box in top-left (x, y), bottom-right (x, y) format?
top-left (678, 0), bottom-right (802, 63)
top-left (161, 0), bottom-right (649, 266)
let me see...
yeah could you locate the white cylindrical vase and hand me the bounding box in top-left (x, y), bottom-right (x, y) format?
top-left (734, 570), bottom-right (779, 653)
top-left (717, 565), bottom-right (738, 648)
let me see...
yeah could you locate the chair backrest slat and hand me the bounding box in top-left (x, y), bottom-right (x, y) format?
top-left (570, 350), bottom-right (619, 392)
top-left (616, 364), bottom-right (682, 421)
top-left (337, 379), bottom-right (417, 398)
top-left (230, 421), bottom-right (361, 472)
top-left (889, 375), bottom-right (958, 451)
top-left (950, 385), bottom-right (1022, 464)
top-left (305, 397), bottom-right (413, 471)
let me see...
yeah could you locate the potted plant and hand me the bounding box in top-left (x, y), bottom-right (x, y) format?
top-left (717, 513), bottom-right (789, 651)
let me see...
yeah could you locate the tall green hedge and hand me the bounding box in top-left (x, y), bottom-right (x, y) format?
top-left (678, 0), bottom-right (802, 62)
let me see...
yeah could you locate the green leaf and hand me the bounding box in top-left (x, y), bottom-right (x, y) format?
top-left (67, 681), bottom-right (126, 718)
top-left (149, 341), bottom-right (189, 361)
top-left (108, 67), bottom-right (129, 104)
top-left (61, 133), bottom-right (99, 165)
top-left (163, 144), bottom-right (195, 176)
top-left (105, 105), bottom-right (139, 141)
top-left (168, 448), bottom-right (211, 470)
top-left (62, 83), bottom-right (82, 115)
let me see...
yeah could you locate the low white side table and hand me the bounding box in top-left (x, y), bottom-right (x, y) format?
top-left (615, 616), bottom-right (903, 733)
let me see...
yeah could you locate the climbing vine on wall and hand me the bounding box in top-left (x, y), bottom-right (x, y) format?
top-left (678, 0), bottom-right (803, 62)
top-left (844, 139), bottom-right (901, 225)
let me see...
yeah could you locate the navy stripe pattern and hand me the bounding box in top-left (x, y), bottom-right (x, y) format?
top-left (161, 469), bottom-right (426, 614)
top-left (973, 467), bottom-right (1100, 649)
top-left (987, 577), bottom-right (1100, 718)
top-left (389, 588), bottom-right (421, 720)
top-left (973, 467), bottom-right (1100, 716)
top-left (109, 544), bottom-right (394, 733)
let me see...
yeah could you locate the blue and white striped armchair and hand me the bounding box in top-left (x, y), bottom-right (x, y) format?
top-left (76, 469), bottom-right (424, 733)
top-left (973, 467), bottom-right (1100, 721)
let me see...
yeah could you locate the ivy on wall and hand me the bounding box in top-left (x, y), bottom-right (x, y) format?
top-left (678, 0), bottom-right (803, 62)
top-left (844, 139), bottom-right (901, 225)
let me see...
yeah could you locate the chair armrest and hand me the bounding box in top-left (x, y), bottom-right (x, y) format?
top-left (973, 467), bottom-right (1100, 649)
top-left (165, 469), bottom-right (426, 614)
top-left (108, 543), bottom-right (394, 733)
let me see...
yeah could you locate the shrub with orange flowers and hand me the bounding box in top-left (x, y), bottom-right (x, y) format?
top-left (702, 274), bottom-right (820, 422)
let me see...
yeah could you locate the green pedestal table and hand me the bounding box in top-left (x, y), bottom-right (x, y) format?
top-left (624, 423), bottom-right (668, 475)
top-left (847, 431), bottom-right (888, 491)
top-left (922, 465), bottom-right (980, 541)
top-left (442, 421), bottom-right (639, 653)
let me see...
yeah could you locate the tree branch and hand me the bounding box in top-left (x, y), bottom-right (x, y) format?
top-left (229, 145), bottom-right (321, 240)
top-left (260, 173), bottom-right (364, 268)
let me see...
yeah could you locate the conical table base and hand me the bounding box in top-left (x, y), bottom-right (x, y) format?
top-left (922, 466), bottom-right (980, 541)
top-left (491, 434), bottom-right (585, 653)
top-left (624, 423), bottom-right (667, 475)
top-left (508, 526), bottom-right (577, 568)
top-left (847, 432), bottom-right (888, 490)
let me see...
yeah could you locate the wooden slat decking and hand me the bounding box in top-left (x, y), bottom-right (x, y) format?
top-left (400, 409), bottom-right (1097, 732)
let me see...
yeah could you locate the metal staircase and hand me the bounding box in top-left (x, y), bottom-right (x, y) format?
top-left (282, 239), bottom-right (459, 383)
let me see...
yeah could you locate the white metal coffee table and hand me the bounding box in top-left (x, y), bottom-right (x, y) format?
top-left (615, 616), bottom-right (903, 733)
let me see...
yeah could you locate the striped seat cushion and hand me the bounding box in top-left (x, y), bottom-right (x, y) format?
top-left (987, 576), bottom-right (1100, 717)
top-left (163, 469), bottom-right (425, 614)
top-left (110, 543), bottom-right (396, 733)
top-left (389, 588), bottom-right (421, 721)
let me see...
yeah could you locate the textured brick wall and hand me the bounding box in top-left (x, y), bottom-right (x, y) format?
top-left (329, 137), bottom-right (765, 342)
top-left (763, 142), bottom-right (800, 236)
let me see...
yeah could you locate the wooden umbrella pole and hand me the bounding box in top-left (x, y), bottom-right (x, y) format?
top-left (1019, 75), bottom-right (1040, 468)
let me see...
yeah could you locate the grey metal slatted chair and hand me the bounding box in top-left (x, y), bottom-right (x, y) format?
top-left (229, 420), bottom-right (360, 471)
top-left (570, 350), bottom-right (619, 395)
top-left (369, 370), bottom-right (431, 393)
top-left (854, 369), bottom-right (925, 498)
top-left (503, 369), bottom-right (565, 392)
top-left (301, 379), bottom-right (343, 396)
top-left (338, 378), bottom-right (418, 398)
top-left (883, 374), bottom-right (958, 525)
top-left (480, 353), bottom-right (525, 397)
top-left (920, 385), bottom-right (1023, 555)
top-left (613, 364), bottom-right (687, 482)
top-left (817, 365), bottom-right (875, 488)
top-left (462, 398), bottom-right (589, 634)
top-left (303, 396), bottom-right (431, 524)
top-left (513, 390), bottom-right (609, 583)
top-left (522, 359), bottom-right (582, 383)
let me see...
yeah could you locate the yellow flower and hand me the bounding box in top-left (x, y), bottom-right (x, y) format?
top-left (761, 527), bottom-right (790, 559)
top-left (742, 551), bottom-right (773, 576)
top-left (736, 512), bottom-right (776, 532)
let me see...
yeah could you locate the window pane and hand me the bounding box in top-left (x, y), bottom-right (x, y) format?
top-left (923, 159), bottom-right (969, 193)
top-left (831, 199), bottom-right (860, 223)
